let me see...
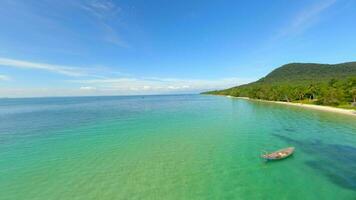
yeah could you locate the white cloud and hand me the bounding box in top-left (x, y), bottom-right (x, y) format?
top-left (70, 77), bottom-right (254, 93)
top-left (278, 0), bottom-right (337, 38)
top-left (80, 86), bottom-right (96, 90)
top-left (143, 85), bottom-right (151, 90)
top-left (0, 74), bottom-right (11, 81)
top-left (0, 77), bottom-right (255, 97)
top-left (0, 87), bottom-right (97, 98)
top-left (0, 56), bottom-right (255, 97)
top-left (0, 57), bottom-right (89, 77)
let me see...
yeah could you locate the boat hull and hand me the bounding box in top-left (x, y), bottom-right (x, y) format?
top-left (262, 147), bottom-right (295, 161)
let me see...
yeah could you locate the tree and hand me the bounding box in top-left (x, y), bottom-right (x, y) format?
top-left (306, 84), bottom-right (319, 100)
top-left (319, 87), bottom-right (344, 106)
top-left (351, 88), bottom-right (356, 105)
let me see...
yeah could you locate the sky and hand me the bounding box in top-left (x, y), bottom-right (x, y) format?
top-left (0, 0), bottom-right (355, 97)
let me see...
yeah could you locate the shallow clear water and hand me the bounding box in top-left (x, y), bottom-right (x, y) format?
top-left (0, 95), bottom-right (356, 199)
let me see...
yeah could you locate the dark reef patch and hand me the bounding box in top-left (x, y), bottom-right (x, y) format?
top-left (273, 134), bottom-right (356, 191)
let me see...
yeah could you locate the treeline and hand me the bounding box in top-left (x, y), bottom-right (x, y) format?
top-left (207, 77), bottom-right (356, 107)
top-left (204, 62), bottom-right (356, 108)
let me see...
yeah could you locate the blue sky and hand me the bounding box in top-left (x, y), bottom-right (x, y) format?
top-left (0, 0), bottom-right (355, 97)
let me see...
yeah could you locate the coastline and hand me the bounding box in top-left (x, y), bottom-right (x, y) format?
top-left (226, 96), bottom-right (356, 117)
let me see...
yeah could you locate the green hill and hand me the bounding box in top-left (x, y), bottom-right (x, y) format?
top-left (204, 62), bottom-right (356, 108)
top-left (258, 62), bottom-right (356, 83)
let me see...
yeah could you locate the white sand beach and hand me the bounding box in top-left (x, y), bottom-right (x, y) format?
top-left (232, 96), bottom-right (356, 117)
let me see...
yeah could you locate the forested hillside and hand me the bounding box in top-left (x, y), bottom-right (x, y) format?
top-left (204, 62), bottom-right (356, 108)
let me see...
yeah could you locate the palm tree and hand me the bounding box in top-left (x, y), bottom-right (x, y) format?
top-left (306, 84), bottom-right (320, 100)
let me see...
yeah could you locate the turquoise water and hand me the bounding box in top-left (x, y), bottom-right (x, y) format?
top-left (0, 95), bottom-right (356, 199)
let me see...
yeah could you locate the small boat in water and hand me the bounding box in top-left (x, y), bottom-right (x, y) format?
top-left (262, 147), bottom-right (295, 161)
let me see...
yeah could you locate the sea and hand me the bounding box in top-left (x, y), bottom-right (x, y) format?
top-left (1, 95), bottom-right (355, 199)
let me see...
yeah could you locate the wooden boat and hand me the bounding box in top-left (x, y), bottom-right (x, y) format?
top-left (261, 147), bottom-right (295, 161)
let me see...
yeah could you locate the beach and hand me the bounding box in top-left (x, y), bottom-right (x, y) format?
top-left (228, 96), bottom-right (356, 117)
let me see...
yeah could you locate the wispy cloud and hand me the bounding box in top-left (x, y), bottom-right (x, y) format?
top-left (0, 56), bottom-right (253, 97)
top-left (0, 74), bottom-right (11, 81)
top-left (0, 57), bottom-right (88, 77)
top-left (278, 0), bottom-right (337, 38)
top-left (251, 0), bottom-right (339, 64)
top-left (0, 87), bottom-right (99, 98)
top-left (79, 0), bottom-right (128, 47)
top-left (101, 23), bottom-right (130, 48)
top-left (79, 0), bottom-right (121, 19)
top-left (71, 77), bottom-right (254, 93)
top-left (0, 77), bottom-right (253, 97)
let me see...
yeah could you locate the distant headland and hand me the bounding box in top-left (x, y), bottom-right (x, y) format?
top-left (203, 62), bottom-right (356, 111)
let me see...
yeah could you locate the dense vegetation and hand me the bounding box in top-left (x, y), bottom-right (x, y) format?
top-left (204, 62), bottom-right (356, 108)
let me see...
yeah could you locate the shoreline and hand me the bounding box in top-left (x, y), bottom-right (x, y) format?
top-left (225, 96), bottom-right (356, 117)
